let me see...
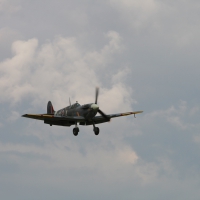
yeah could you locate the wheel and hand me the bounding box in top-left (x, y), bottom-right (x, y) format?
top-left (94, 127), bottom-right (99, 135)
top-left (73, 128), bottom-right (79, 136)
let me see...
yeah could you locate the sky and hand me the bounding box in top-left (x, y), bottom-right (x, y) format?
top-left (0, 0), bottom-right (200, 199)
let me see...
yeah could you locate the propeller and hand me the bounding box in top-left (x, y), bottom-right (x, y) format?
top-left (69, 97), bottom-right (71, 106)
top-left (94, 87), bottom-right (110, 121)
top-left (95, 87), bottom-right (99, 104)
top-left (98, 109), bottom-right (110, 121)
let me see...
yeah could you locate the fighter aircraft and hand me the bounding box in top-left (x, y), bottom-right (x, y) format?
top-left (22, 88), bottom-right (143, 136)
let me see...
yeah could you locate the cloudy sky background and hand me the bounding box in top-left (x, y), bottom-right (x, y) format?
top-left (0, 0), bottom-right (200, 199)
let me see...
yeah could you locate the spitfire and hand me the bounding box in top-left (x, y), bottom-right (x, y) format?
top-left (22, 87), bottom-right (143, 136)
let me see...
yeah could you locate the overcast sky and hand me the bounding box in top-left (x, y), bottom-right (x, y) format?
top-left (0, 0), bottom-right (200, 199)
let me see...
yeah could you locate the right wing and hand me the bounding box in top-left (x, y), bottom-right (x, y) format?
top-left (22, 114), bottom-right (86, 126)
top-left (22, 114), bottom-right (85, 121)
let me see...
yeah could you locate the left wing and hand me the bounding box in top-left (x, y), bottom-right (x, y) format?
top-left (107, 111), bottom-right (143, 119)
top-left (80, 111), bottom-right (143, 125)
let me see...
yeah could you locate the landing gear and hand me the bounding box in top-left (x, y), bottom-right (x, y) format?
top-left (72, 122), bottom-right (100, 136)
top-left (92, 121), bottom-right (100, 135)
top-left (94, 127), bottom-right (99, 135)
top-left (73, 122), bottom-right (79, 136)
top-left (73, 127), bottom-right (79, 136)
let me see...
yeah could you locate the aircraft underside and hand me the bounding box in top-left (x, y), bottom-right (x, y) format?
top-left (44, 119), bottom-right (104, 136)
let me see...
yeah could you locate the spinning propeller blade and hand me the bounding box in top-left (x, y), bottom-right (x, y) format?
top-left (94, 87), bottom-right (110, 121)
top-left (98, 109), bottom-right (110, 121)
top-left (69, 97), bottom-right (71, 106)
top-left (95, 87), bottom-right (99, 104)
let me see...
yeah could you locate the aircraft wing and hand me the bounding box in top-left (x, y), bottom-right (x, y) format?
top-left (107, 111), bottom-right (143, 119)
top-left (22, 114), bottom-right (86, 123)
top-left (82, 111), bottom-right (143, 125)
top-left (22, 111), bottom-right (143, 126)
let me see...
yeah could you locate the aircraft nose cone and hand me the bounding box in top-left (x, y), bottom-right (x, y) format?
top-left (91, 104), bottom-right (99, 110)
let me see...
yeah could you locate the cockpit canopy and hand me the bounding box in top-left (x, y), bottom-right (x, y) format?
top-left (71, 102), bottom-right (80, 109)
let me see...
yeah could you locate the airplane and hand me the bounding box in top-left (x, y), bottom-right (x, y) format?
top-left (22, 88), bottom-right (143, 136)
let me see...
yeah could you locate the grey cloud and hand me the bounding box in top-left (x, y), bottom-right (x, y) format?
top-left (1, 0), bottom-right (200, 199)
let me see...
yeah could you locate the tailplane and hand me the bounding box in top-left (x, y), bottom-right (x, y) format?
top-left (47, 101), bottom-right (55, 114)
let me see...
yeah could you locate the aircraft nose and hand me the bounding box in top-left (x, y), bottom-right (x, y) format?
top-left (91, 103), bottom-right (99, 110)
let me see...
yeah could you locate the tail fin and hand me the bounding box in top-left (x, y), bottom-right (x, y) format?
top-left (47, 101), bottom-right (55, 114)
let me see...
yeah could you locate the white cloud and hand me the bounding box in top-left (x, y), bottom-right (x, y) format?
top-left (0, 113), bottom-right (176, 190)
top-left (112, 67), bottom-right (130, 84)
top-left (0, 138), bottom-right (138, 172)
top-left (118, 147), bottom-right (138, 164)
top-left (0, 31), bottom-right (131, 113)
top-left (0, 133), bottom-right (176, 187)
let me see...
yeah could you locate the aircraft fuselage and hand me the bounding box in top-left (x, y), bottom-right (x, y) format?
top-left (54, 102), bottom-right (99, 120)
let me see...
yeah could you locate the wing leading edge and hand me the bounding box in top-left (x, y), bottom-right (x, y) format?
top-left (107, 111), bottom-right (143, 118)
top-left (78, 110), bottom-right (143, 125)
top-left (22, 114), bottom-right (85, 122)
top-left (22, 111), bottom-right (143, 126)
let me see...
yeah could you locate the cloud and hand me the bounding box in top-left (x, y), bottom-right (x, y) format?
top-left (7, 111), bottom-right (20, 121)
top-left (0, 128), bottom-right (176, 187)
top-left (0, 28), bottom-right (19, 43)
top-left (109, 0), bottom-right (159, 29)
top-left (189, 106), bottom-right (200, 117)
top-left (0, 139), bottom-right (138, 169)
top-left (110, 0), bottom-right (200, 49)
top-left (193, 135), bottom-right (200, 145)
top-left (1, 1), bottom-right (200, 199)
top-left (0, 0), bottom-right (21, 14)
top-left (0, 31), bottom-right (131, 112)
top-left (143, 100), bottom-right (200, 130)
